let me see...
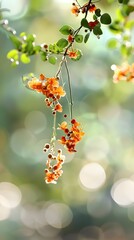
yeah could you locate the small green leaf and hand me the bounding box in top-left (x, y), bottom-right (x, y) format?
top-left (7, 49), bottom-right (18, 59)
top-left (40, 52), bottom-right (47, 61)
top-left (26, 34), bottom-right (35, 42)
top-left (48, 56), bottom-right (57, 65)
top-left (75, 34), bottom-right (83, 43)
top-left (59, 25), bottom-right (74, 35)
top-left (95, 9), bottom-right (101, 17)
top-left (34, 45), bottom-right (41, 53)
top-left (121, 5), bottom-right (134, 17)
top-left (49, 44), bottom-right (63, 54)
top-left (20, 53), bottom-right (30, 64)
top-left (20, 32), bottom-right (27, 38)
top-left (56, 38), bottom-right (68, 48)
top-left (81, 18), bottom-right (89, 28)
top-left (25, 42), bottom-right (34, 55)
top-left (120, 44), bottom-right (132, 57)
top-left (84, 33), bottom-right (90, 43)
top-left (93, 14), bottom-right (97, 20)
top-left (93, 26), bottom-right (103, 35)
top-left (109, 23), bottom-right (123, 33)
top-left (123, 0), bottom-right (130, 4)
top-left (107, 39), bottom-right (118, 48)
top-left (9, 35), bottom-right (22, 49)
top-left (125, 20), bottom-right (134, 29)
top-left (100, 13), bottom-right (112, 25)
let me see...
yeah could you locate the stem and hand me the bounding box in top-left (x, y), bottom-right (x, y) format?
top-left (55, 0), bottom-right (92, 118)
top-left (64, 58), bottom-right (73, 120)
top-left (51, 113), bottom-right (57, 151)
top-left (55, 56), bottom-right (66, 77)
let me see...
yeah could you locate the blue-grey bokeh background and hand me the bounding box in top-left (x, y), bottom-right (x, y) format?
top-left (0, 0), bottom-right (134, 239)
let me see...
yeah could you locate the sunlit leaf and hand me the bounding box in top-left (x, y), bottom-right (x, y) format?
top-left (48, 56), bottom-right (57, 65)
top-left (20, 53), bottom-right (30, 64)
top-left (40, 52), bottom-right (47, 61)
top-left (9, 35), bottom-right (22, 49)
top-left (121, 5), bottom-right (134, 17)
top-left (7, 49), bottom-right (18, 59)
top-left (34, 45), bottom-right (41, 53)
top-left (107, 38), bottom-right (118, 48)
top-left (75, 34), bottom-right (83, 43)
top-left (20, 32), bottom-right (27, 38)
top-left (109, 22), bottom-right (123, 33)
top-left (56, 38), bottom-right (68, 48)
top-left (59, 25), bottom-right (74, 35)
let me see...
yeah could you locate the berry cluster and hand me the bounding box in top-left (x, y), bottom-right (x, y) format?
top-left (28, 74), bottom-right (66, 113)
top-left (44, 147), bottom-right (65, 184)
top-left (58, 119), bottom-right (85, 153)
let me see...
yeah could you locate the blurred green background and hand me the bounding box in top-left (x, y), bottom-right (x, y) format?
top-left (0, 0), bottom-right (134, 239)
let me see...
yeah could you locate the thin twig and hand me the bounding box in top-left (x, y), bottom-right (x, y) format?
top-left (55, 0), bottom-right (92, 118)
top-left (64, 58), bottom-right (73, 120)
top-left (50, 113), bottom-right (57, 152)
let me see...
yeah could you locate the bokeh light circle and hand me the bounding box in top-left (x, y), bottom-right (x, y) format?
top-left (111, 178), bottom-right (134, 207)
top-left (24, 111), bottom-right (47, 134)
top-left (79, 163), bottom-right (106, 190)
top-left (45, 203), bottom-right (73, 229)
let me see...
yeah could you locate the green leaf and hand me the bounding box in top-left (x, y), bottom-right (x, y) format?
top-left (84, 33), bottom-right (90, 43)
top-left (81, 18), bottom-right (89, 28)
top-left (93, 14), bottom-right (97, 20)
top-left (7, 49), bottom-right (18, 59)
top-left (40, 52), bottom-right (47, 61)
top-left (109, 22), bottom-right (123, 33)
top-left (125, 20), bottom-right (134, 29)
top-left (34, 45), bottom-right (41, 53)
top-left (56, 38), bottom-right (68, 48)
top-left (95, 9), bottom-right (101, 17)
top-left (75, 34), bottom-right (83, 43)
top-left (26, 34), bottom-right (35, 42)
top-left (9, 35), bottom-right (22, 49)
top-left (120, 44), bottom-right (132, 57)
top-left (48, 56), bottom-right (57, 65)
top-left (49, 44), bottom-right (63, 54)
top-left (59, 25), bottom-right (74, 35)
top-left (107, 39), bottom-right (118, 48)
top-left (20, 32), bottom-right (27, 38)
top-left (100, 13), bottom-right (112, 25)
top-left (123, 0), bottom-right (130, 4)
top-left (93, 26), bottom-right (103, 35)
top-left (121, 5), bottom-right (134, 17)
top-left (20, 53), bottom-right (30, 64)
top-left (25, 42), bottom-right (34, 55)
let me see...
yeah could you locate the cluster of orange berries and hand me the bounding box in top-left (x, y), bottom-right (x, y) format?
top-left (71, 2), bottom-right (96, 16)
top-left (112, 63), bottom-right (134, 83)
top-left (44, 145), bottom-right (65, 184)
top-left (58, 119), bottom-right (85, 152)
top-left (28, 74), bottom-right (66, 113)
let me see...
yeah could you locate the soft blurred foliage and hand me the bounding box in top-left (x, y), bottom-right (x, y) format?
top-left (0, 0), bottom-right (134, 240)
